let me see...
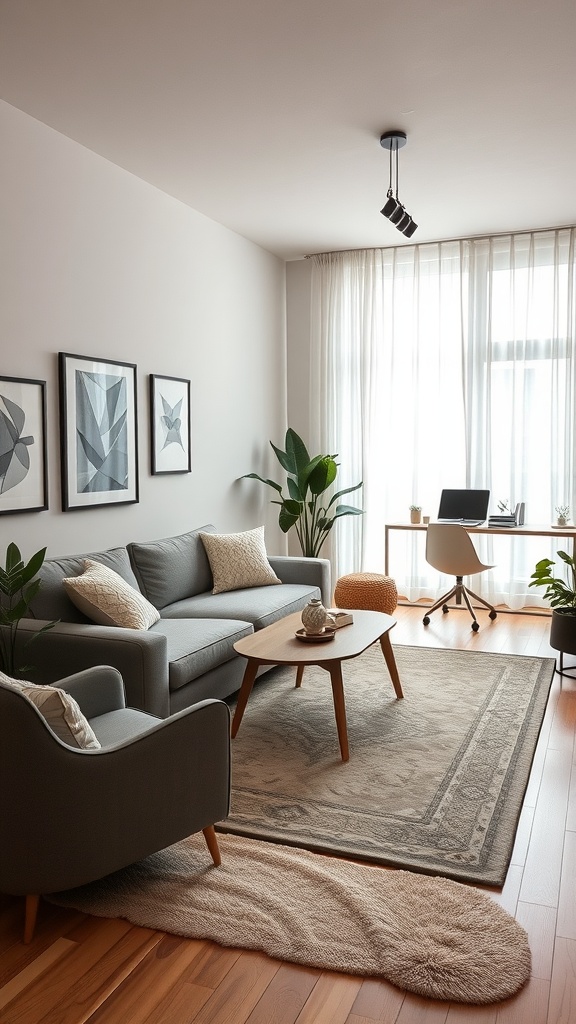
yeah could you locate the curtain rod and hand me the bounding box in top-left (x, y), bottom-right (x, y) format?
top-left (304, 222), bottom-right (576, 260)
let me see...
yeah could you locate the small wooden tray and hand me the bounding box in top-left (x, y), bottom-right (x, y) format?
top-left (295, 627), bottom-right (336, 643)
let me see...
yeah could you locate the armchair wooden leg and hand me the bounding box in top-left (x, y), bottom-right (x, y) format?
top-left (24, 894), bottom-right (40, 944)
top-left (202, 825), bottom-right (221, 866)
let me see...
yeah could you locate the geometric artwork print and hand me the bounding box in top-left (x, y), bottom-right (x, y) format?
top-left (0, 393), bottom-right (35, 494)
top-left (76, 370), bottom-right (128, 493)
top-left (159, 394), bottom-right (184, 452)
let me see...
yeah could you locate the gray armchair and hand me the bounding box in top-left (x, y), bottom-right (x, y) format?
top-left (0, 665), bottom-right (231, 942)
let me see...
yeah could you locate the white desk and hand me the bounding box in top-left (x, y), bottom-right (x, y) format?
top-left (384, 522), bottom-right (576, 613)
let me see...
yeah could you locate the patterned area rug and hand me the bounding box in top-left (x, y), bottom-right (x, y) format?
top-left (222, 644), bottom-right (555, 885)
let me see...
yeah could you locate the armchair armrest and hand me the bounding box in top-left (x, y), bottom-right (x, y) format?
top-left (15, 619), bottom-right (170, 718)
top-left (268, 555), bottom-right (331, 605)
top-left (57, 666), bottom-right (126, 718)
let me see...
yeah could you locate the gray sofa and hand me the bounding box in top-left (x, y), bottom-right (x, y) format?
top-left (18, 524), bottom-right (331, 718)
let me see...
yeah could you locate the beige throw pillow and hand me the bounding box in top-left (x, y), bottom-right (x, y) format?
top-left (200, 526), bottom-right (281, 595)
top-left (0, 670), bottom-right (100, 750)
top-left (63, 559), bottom-right (160, 629)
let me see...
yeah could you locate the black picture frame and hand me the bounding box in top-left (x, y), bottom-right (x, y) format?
top-left (0, 375), bottom-right (48, 515)
top-left (59, 352), bottom-right (139, 511)
top-left (149, 374), bottom-right (191, 475)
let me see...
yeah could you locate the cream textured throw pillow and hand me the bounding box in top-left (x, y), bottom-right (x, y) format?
top-left (63, 559), bottom-right (160, 629)
top-left (200, 526), bottom-right (281, 594)
top-left (0, 670), bottom-right (100, 749)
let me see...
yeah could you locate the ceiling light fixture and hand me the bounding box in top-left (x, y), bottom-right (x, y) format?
top-left (380, 130), bottom-right (418, 238)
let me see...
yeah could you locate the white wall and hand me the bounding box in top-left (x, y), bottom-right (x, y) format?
top-left (0, 100), bottom-right (287, 559)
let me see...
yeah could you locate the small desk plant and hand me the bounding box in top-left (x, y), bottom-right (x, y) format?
top-left (409, 505), bottom-right (422, 524)
top-left (555, 505), bottom-right (570, 527)
top-left (241, 428), bottom-right (363, 558)
top-left (529, 548), bottom-right (576, 669)
top-left (0, 543), bottom-right (56, 677)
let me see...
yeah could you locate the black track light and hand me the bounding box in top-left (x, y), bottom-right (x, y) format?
top-left (379, 130), bottom-right (418, 238)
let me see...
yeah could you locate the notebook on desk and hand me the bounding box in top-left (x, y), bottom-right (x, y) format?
top-left (436, 488), bottom-right (490, 527)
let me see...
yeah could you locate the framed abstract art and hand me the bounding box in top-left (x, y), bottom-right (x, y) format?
top-left (149, 374), bottom-right (191, 474)
top-left (0, 375), bottom-right (48, 515)
top-left (59, 352), bottom-right (139, 511)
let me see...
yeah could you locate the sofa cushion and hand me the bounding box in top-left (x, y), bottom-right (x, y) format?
top-left (161, 582), bottom-right (321, 631)
top-left (29, 547), bottom-right (140, 623)
top-left (199, 526), bottom-right (281, 594)
top-left (0, 671), bottom-right (100, 749)
top-left (148, 618), bottom-right (253, 691)
top-left (63, 560), bottom-right (161, 630)
top-left (128, 525), bottom-right (216, 609)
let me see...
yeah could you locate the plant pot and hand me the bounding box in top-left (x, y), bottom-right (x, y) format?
top-left (550, 608), bottom-right (576, 656)
top-left (410, 510), bottom-right (422, 524)
top-left (556, 517), bottom-right (568, 527)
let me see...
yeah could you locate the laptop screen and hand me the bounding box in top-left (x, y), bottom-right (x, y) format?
top-left (437, 489), bottom-right (490, 521)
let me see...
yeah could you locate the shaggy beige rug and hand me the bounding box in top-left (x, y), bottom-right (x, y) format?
top-left (50, 832), bottom-right (531, 1004)
top-left (223, 644), bottom-right (555, 885)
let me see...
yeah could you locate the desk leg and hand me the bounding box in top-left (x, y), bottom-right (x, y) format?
top-left (230, 659), bottom-right (260, 738)
top-left (379, 633), bottom-right (404, 698)
top-left (325, 660), bottom-right (349, 762)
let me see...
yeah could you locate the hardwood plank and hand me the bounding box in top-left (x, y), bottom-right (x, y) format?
top-left (566, 764), bottom-right (576, 831)
top-left (349, 976), bottom-right (406, 1021)
top-left (182, 940), bottom-right (243, 987)
top-left (519, 747), bottom-right (571, 907)
top-left (189, 949), bottom-right (280, 1024)
top-left (515, 902), bottom-right (556, 980)
top-left (493, 976), bottom-right (549, 1023)
top-left (395, 991), bottom-right (449, 1022)
top-left (295, 973), bottom-right (362, 1024)
top-left (445, 1003), bottom-right (497, 1023)
top-left (546, 936), bottom-right (576, 1024)
top-left (138, 979), bottom-right (213, 1024)
top-left (0, 919), bottom-right (158, 1024)
top-left (244, 963), bottom-right (320, 1024)
top-left (87, 934), bottom-right (207, 1024)
top-left (0, 938), bottom-right (75, 1012)
top-left (557, 829), bottom-right (576, 939)
top-left (485, 864), bottom-right (523, 918)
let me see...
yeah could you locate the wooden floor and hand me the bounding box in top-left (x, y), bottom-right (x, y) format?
top-left (2, 604), bottom-right (575, 1024)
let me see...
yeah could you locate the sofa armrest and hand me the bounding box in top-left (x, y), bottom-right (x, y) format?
top-left (15, 620), bottom-right (171, 718)
top-left (57, 666), bottom-right (126, 718)
top-left (268, 555), bottom-right (331, 605)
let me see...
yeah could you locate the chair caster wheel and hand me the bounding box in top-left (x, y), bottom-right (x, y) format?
top-left (489, 610), bottom-right (497, 620)
top-left (442, 605), bottom-right (449, 614)
top-left (423, 616), bottom-right (430, 626)
top-left (471, 621), bottom-right (480, 632)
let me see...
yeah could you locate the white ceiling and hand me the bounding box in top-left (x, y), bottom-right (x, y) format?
top-left (1, 0), bottom-right (575, 260)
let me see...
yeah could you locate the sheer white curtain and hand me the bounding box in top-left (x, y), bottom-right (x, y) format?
top-left (310, 228), bottom-right (576, 607)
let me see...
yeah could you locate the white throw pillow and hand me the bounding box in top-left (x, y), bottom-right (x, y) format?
top-left (0, 670), bottom-right (100, 750)
top-left (199, 526), bottom-right (281, 595)
top-left (62, 559), bottom-right (160, 629)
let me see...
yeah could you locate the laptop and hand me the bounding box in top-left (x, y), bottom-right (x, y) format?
top-left (437, 488), bottom-right (490, 527)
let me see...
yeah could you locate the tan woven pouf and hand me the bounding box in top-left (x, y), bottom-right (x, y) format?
top-left (334, 572), bottom-right (398, 615)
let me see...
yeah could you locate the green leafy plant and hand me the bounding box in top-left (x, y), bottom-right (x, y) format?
top-left (409, 505), bottom-right (421, 512)
top-left (555, 505), bottom-right (570, 520)
top-left (529, 550), bottom-right (576, 614)
top-left (242, 428), bottom-right (363, 558)
top-left (0, 543), bottom-right (57, 676)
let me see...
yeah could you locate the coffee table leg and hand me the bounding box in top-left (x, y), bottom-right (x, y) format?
top-left (295, 665), bottom-right (305, 688)
top-left (231, 659), bottom-right (260, 738)
top-left (326, 660), bottom-right (349, 762)
top-left (379, 634), bottom-right (404, 698)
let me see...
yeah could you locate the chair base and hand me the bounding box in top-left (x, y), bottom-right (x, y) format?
top-left (423, 577), bottom-right (497, 632)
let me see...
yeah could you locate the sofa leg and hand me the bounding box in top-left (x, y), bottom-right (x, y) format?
top-left (202, 825), bottom-right (221, 866)
top-left (24, 894), bottom-right (40, 944)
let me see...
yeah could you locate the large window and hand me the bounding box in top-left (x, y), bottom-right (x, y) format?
top-left (310, 229), bottom-right (576, 607)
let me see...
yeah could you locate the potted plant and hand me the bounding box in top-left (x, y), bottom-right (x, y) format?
top-left (241, 428), bottom-right (363, 558)
top-left (529, 549), bottom-right (576, 663)
top-left (0, 543), bottom-right (57, 677)
top-left (409, 505), bottom-right (422, 524)
top-left (555, 505), bottom-right (571, 527)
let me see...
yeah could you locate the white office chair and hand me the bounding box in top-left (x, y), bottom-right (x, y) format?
top-left (423, 523), bottom-right (497, 632)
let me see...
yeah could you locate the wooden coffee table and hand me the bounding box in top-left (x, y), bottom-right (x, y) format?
top-left (231, 609), bottom-right (403, 762)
